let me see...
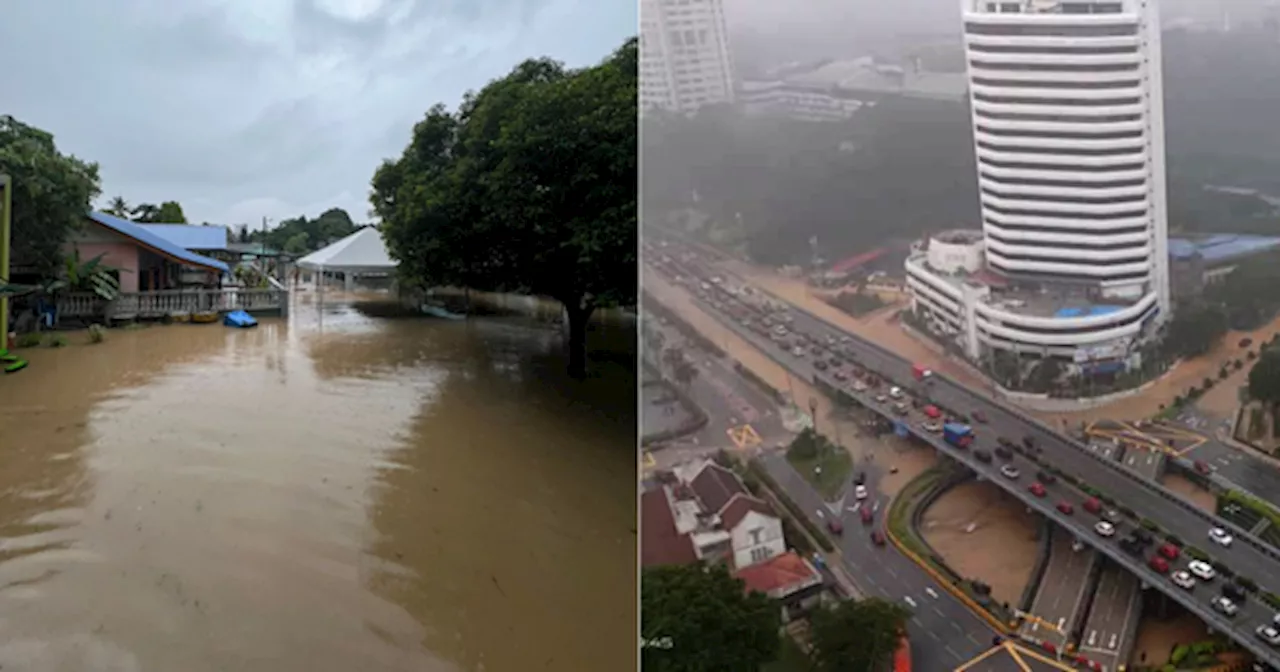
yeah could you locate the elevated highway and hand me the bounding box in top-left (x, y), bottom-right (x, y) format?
top-left (646, 247), bottom-right (1280, 668)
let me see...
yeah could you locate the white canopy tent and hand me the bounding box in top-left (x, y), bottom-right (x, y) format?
top-left (296, 226), bottom-right (397, 293)
top-left (296, 226), bottom-right (397, 275)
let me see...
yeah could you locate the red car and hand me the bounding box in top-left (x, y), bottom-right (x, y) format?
top-left (828, 518), bottom-right (844, 536)
top-left (1158, 542), bottom-right (1181, 560)
top-left (1082, 497), bottom-right (1102, 515)
top-left (860, 507), bottom-right (874, 525)
top-left (1148, 556), bottom-right (1170, 574)
top-left (1028, 482), bottom-right (1047, 498)
top-left (871, 530), bottom-right (886, 547)
top-left (1056, 501), bottom-right (1074, 515)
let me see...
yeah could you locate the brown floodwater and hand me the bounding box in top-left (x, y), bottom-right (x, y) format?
top-left (0, 293), bottom-right (637, 672)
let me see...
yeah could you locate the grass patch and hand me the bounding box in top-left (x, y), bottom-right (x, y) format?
top-left (886, 467), bottom-right (946, 560)
top-left (785, 428), bottom-right (853, 500)
top-left (1219, 490), bottom-right (1280, 539)
top-left (761, 634), bottom-right (811, 672)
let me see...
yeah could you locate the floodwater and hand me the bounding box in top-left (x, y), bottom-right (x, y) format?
top-left (0, 294), bottom-right (637, 672)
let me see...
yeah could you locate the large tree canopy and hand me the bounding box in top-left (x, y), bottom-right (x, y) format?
top-left (130, 200), bottom-right (188, 223)
top-left (372, 37), bottom-right (637, 377)
top-left (1249, 349), bottom-right (1280, 407)
top-left (245, 207), bottom-right (358, 254)
top-left (640, 563), bottom-right (780, 672)
top-left (808, 598), bottom-right (911, 672)
top-left (0, 115), bottom-right (101, 275)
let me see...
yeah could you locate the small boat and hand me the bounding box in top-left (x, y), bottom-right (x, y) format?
top-left (223, 310), bottom-right (258, 328)
top-left (191, 311), bottom-right (218, 324)
top-left (168, 311), bottom-right (192, 323)
top-left (0, 349), bottom-right (26, 374)
top-left (420, 303), bottom-right (465, 320)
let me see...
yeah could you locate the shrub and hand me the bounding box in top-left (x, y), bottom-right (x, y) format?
top-left (1262, 592), bottom-right (1280, 609)
top-left (1164, 533), bottom-right (1182, 546)
top-left (1062, 474), bottom-right (1079, 487)
top-left (1119, 506), bottom-right (1137, 519)
top-left (1202, 377), bottom-right (1215, 390)
top-left (1185, 546), bottom-right (1209, 561)
top-left (1236, 576), bottom-right (1258, 593)
top-left (1212, 561), bottom-right (1234, 579)
top-left (87, 324), bottom-right (106, 344)
top-left (1235, 359), bottom-right (1244, 371)
top-left (1248, 350), bottom-right (1258, 361)
top-left (1099, 494), bottom-right (1116, 507)
top-left (1219, 367), bottom-right (1230, 380)
top-left (48, 334), bottom-right (67, 348)
top-left (1140, 518), bottom-right (1158, 532)
top-left (1173, 395), bottom-right (1184, 406)
top-left (1241, 337), bottom-right (1254, 348)
top-left (15, 332), bottom-right (42, 348)
top-left (1187, 386), bottom-right (1200, 399)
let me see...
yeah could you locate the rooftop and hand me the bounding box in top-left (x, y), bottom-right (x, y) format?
top-left (780, 58), bottom-right (968, 101)
top-left (688, 462), bottom-right (748, 515)
top-left (87, 212), bottom-right (230, 274)
top-left (719, 494), bottom-right (776, 530)
top-left (734, 551), bottom-right (822, 597)
top-left (640, 488), bottom-right (697, 568)
top-left (1168, 234), bottom-right (1280, 264)
top-left (138, 224), bottom-right (230, 251)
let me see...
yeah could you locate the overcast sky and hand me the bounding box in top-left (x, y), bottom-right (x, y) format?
top-left (0, 0), bottom-right (634, 228)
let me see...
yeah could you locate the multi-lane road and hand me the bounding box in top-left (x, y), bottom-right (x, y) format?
top-left (646, 241), bottom-right (1280, 667)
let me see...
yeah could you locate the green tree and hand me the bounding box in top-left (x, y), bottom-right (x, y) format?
top-left (372, 38), bottom-right (637, 377)
top-left (641, 563), bottom-right (780, 672)
top-left (155, 200), bottom-right (187, 223)
top-left (236, 225), bottom-right (251, 244)
top-left (808, 598), bottom-right (911, 672)
top-left (283, 232), bottom-right (310, 255)
top-left (0, 116), bottom-right (102, 276)
top-left (1248, 350), bottom-right (1280, 407)
top-left (105, 196), bottom-right (130, 218)
top-left (1165, 301), bottom-right (1228, 357)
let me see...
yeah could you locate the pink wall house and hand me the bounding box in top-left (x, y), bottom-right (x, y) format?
top-left (64, 214), bottom-right (228, 292)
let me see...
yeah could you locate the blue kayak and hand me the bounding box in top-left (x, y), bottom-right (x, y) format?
top-left (223, 310), bottom-right (258, 328)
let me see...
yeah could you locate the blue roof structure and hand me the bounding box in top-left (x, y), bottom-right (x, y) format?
top-left (86, 212), bottom-right (230, 274)
top-left (1168, 235), bottom-right (1280, 263)
top-left (137, 224), bottom-right (229, 251)
top-left (1054, 305), bottom-right (1124, 318)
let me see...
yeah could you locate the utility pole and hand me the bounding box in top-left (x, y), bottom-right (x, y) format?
top-left (260, 216), bottom-right (272, 280)
top-left (1, 174), bottom-right (11, 345)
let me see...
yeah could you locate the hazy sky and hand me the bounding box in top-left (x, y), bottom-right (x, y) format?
top-left (0, 0), bottom-right (634, 227)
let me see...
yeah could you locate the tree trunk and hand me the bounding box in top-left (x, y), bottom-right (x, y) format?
top-left (564, 300), bottom-right (595, 379)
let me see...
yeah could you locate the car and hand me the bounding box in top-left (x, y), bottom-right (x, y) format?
top-left (1036, 470), bottom-right (1057, 485)
top-left (1188, 560), bottom-right (1216, 581)
top-left (1149, 556), bottom-right (1170, 574)
top-left (1171, 570), bottom-right (1196, 590)
top-left (1082, 497), bottom-right (1102, 515)
top-left (814, 361), bottom-right (828, 371)
top-left (973, 449), bottom-right (993, 464)
top-left (1214, 596), bottom-right (1239, 617)
top-left (893, 403), bottom-right (909, 416)
top-left (827, 518), bottom-right (844, 536)
top-left (1095, 521), bottom-right (1116, 537)
top-left (1258, 625), bottom-right (1280, 647)
top-left (1158, 543), bottom-right (1180, 560)
top-left (854, 485), bottom-right (869, 500)
top-left (1224, 582), bottom-right (1247, 602)
top-left (1131, 528), bottom-right (1153, 546)
top-left (833, 371), bottom-right (848, 381)
top-left (922, 422), bottom-right (941, 433)
top-left (1210, 527), bottom-right (1234, 547)
top-left (972, 410), bottom-right (988, 424)
top-left (792, 347), bottom-right (806, 357)
top-left (997, 436), bottom-right (1014, 449)
top-left (889, 386), bottom-right (903, 399)
top-left (994, 446), bottom-right (1013, 461)
top-left (854, 472), bottom-right (866, 486)
top-left (871, 530), bottom-right (886, 546)
top-left (1056, 501), bottom-right (1074, 515)
top-left (1000, 464), bottom-right (1021, 480)
top-left (875, 394), bottom-right (888, 403)
top-left (860, 507), bottom-right (874, 524)
top-left (1028, 482), bottom-right (1046, 497)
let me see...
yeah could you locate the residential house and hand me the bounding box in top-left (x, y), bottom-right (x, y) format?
top-left (69, 213), bottom-right (229, 292)
top-left (734, 551), bottom-right (826, 623)
top-left (642, 460), bottom-right (787, 570)
top-left (138, 224), bottom-right (236, 265)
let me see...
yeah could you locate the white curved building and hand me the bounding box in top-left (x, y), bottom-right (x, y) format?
top-left (901, 0), bottom-right (1170, 373)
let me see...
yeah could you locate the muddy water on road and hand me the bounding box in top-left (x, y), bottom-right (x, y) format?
top-left (0, 296), bottom-right (636, 672)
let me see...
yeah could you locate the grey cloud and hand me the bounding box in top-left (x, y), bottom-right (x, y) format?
top-left (0, 0), bottom-right (632, 227)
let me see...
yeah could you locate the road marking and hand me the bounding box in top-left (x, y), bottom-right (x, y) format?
top-left (885, 566), bottom-right (898, 579)
top-left (928, 630), bottom-right (942, 642)
top-left (1109, 634), bottom-right (1118, 649)
top-left (934, 607), bottom-right (946, 618)
top-left (642, 451), bottom-right (656, 468)
top-left (1087, 631), bottom-right (1097, 647)
top-left (945, 645), bottom-right (960, 659)
top-left (726, 424), bottom-right (762, 450)
top-left (925, 587), bottom-right (939, 599)
top-left (1057, 617), bottom-right (1065, 631)
top-left (904, 596), bottom-right (917, 608)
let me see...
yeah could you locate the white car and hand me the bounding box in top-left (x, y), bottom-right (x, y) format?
top-left (874, 394), bottom-right (888, 403)
top-left (1000, 464), bottom-right (1020, 480)
top-left (854, 485), bottom-right (869, 501)
top-left (1258, 625), bottom-right (1280, 646)
top-left (1209, 527), bottom-right (1234, 547)
top-left (1171, 570), bottom-right (1196, 590)
top-left (1094, 521), bottom-right (1116, 537)
top-left (889, 386), bottom-right (903, 399)
top-left (1188, 560), bottom-right (1215, 581)
top-left (792, 347), bottom-right (806, 357)
top-left (1214, 596), bottom-right (1239, 617)
top-left (922, 422), bottom-right (941, 433)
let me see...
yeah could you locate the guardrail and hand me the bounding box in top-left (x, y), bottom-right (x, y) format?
top-left (644, 260), bottom-right (1280, 667)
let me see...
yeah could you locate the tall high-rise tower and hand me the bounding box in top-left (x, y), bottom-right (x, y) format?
top-left (640, 0), bottom-right (736, 115)
top-left (961, 0), bottom-right (1169, 319)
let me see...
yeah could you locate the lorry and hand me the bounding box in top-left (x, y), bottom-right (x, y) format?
top-left (943, 423), bottom-right (974, 449)
top-left (912, 364), bottom-right (933, 380)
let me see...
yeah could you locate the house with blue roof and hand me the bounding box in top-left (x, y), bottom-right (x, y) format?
top-left (70, 212), bottom-right (230, 293)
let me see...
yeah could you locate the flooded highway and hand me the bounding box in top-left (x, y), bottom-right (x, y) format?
top-left (0, 294), bottom-right (637, 672)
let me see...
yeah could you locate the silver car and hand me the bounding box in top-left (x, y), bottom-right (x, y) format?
top-left (1000, 464), bottom-right (1020, 480)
